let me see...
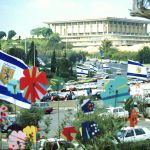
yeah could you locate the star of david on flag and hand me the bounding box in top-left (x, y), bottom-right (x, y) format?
top-left (127, 60), bottom-right (147, 80)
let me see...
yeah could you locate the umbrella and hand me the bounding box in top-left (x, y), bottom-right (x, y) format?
top-left (20, 66), bottom-right (48, 103)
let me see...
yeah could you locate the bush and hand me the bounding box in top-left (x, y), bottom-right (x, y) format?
top-left (17, 108), bottom-right (44, 128)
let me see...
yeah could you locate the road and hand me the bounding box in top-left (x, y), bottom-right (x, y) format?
top-left (38, 108), bottom-right (76, 138)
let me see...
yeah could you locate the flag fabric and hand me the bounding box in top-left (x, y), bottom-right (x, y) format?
top-left (62, 126), bottom-right (77, 142)
top-left (81, 99), bottom-right (94, 114)
top-left (127, 60), bottom-right (147, 80)
top-left (102, 64), bottom-right (110, 70)
top-left (76, 66), bottom-right (88, 76)
top-left (100, 50), bottom-right (104, 58)
top-left (80, 121), bottom-right (100, 140)
top-left (90, 64), bottom-right (98, 72)
top-left (0, 50), bottom-right (31, 109)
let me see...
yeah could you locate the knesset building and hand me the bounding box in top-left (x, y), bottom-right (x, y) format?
top-left (45, 17), bottom-right (150, 48)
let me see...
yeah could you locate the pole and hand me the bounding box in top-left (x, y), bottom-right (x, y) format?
top-left (34, 44), bottom-right (35, 66)
top-left (57, 82), bottom-right (60, 139)
top-left (0, 110), bottom-right (2, 150)
top-left (13, 84), bottom-right (17, 131)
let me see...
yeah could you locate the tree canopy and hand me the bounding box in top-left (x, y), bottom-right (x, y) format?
top-left (47, 33), bottom-right (61, 50)
top-left (7, 30), bottom-right (16, 40)
top-left (26, 41), bottom-right (39, 66)
top-left (137, 46), bottom-right (150, 63)
top-left (0, 31), bottom-right (6, 39)
top-left (7, 47), bottom-right (26, 62)
top-left (30, 27), bottom-right (52, 38)
top-left (99, 39), bottom-right (112, 52)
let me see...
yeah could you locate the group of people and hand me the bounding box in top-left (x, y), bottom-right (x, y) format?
top-left (65, 90), bottom-right (75, 100)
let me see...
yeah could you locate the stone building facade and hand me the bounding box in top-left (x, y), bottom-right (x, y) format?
top-left (45, 17), bottom-right (150, 48)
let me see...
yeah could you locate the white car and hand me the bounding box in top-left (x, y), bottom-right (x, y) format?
top-left (117, 126), bottom-right (150, 142)
top-left (106, 107), bottom-right (129, 118)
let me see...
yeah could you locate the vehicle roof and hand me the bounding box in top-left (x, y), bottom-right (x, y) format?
top-left (121, 126), bottom-right (149, 130)
top-left (106, 107), bottom-right (124, 110)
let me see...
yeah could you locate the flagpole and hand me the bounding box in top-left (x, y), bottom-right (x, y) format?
top-left (13, 84), bottom-right (17, 131)
top-left (57, 82), bottom-right (60, 139)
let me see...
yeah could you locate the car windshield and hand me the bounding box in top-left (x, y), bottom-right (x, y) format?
top-left (117, 130), bottom-right (126, 138)
top-left (106, 108), bottom-right (112, 113)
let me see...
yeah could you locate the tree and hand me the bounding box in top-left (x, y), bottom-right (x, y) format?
top-left (56, 58), bottom-right (72, 79)
top-left (51, 50), bottom-right (56, 74)
top-left (130, 0), bottom-right (150, 19)
top-left (99, 39), bottom-right (112, 52)
top-left (26, 41), bottom-right (39, 66)
top-left (47, 33), bottom-right (61, 50)
top-left (0, 31), bottom-right (6, 39)
top-left (30, 27), bottom-right (42, 37)
top-left (137, 46), bottom-right (150, 63)
top-left (7, 30), bottom-right (16, 40)
top-left (30, 27), bottom-right (52, 38)
top-left (41, 27), bottom-right (52, 38)
top-left (7, 47), bottom-right (26, 62)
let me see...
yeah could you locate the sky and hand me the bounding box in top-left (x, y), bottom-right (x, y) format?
top-left (0, 0), bottom-right (148, 38)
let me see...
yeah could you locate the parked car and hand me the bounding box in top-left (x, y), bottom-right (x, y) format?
top-left (117, 126), bottom-right (150, 142)
top-left (106, 107), bottom-right (129, 118)
top-left (36, 138), bottom-right (83, 150)
top-left (31, 102), bottom-right (53, 114)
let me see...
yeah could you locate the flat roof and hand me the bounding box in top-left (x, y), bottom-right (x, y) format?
top-left (44, 17), bottom-right (150, 24)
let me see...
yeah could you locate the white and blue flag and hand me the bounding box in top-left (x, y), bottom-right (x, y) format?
top-left (127, 60), bottom-right (147, 80)
top-left (0, 50), bottom-right (31, 109)
top-left (76, 66), bottom-right (88, 76)
top-left (90, 64), bottom-right (98, 72)
top-left (102, 64), bottom-right (110, 70)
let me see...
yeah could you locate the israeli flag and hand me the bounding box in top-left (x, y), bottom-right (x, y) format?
top-left (90, 64), bottom-right (98, 72)
top-left (102, 64), bottom-right (110, 70)
top-left (76, 66), bottom-right (88, 76)
top-left (0, 50), bottom-right (31, 109)
top-left (127, 60), bottom-right (147, 80)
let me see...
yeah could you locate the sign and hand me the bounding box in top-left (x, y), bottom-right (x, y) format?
top-left (100, 76), bottom-right (130, 107)
top-left (49, 77), bottom-right (64, 91)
